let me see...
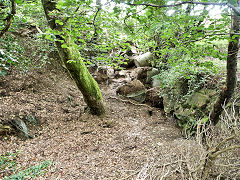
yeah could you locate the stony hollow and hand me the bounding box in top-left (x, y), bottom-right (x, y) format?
top-left (0, 0), bottom-right (240, 179)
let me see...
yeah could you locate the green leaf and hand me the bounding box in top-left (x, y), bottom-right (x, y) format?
top-left (67, 60), bottom-right (75, 63)
top-left (201, 117), bottom-right (209, 123)
top-left (61, 44), bottom-right (68, 48)
top-left (45, 34), bottom-right (53, 41)
top-left (15, 0), bottom-right (23, 4)
top-left (113, 6), bottom-right (121, 15)
top-left (56, 20), bottom-right (64, 25)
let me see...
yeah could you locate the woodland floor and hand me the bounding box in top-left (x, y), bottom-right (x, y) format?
top-left (0, 56), bottom-right (204, 179)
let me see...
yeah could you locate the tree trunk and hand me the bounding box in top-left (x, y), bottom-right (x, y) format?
top-left (210, 14), bottom-right (240, 125)
top-left (0, 0), bottom-right (16, 38)
top-left (41, 0), bottom-right (105, 116)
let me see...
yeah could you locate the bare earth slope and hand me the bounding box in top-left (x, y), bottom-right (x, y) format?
top-left (0, 65), bottom-right (191, 179)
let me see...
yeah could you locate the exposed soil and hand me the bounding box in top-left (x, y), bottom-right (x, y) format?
top-left (0, 60), bottom-right (193, 179)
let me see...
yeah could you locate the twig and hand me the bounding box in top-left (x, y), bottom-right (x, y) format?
top-left (155, 160), bottom-right (187, 168)
top-left (215, 163), bottom-right (240, 167)
top-left (200, 135), bottom-right (240, 180)
top-left (35, 25), bottom-right (43, 34)
top-left (120, 170), bottom-right (140, 180)
top-left (213, 132), bottom-right (239, 152)
top-left (160, 169), bottom-right (170, 180)
top-left (211, 145), bottom-right (240, 158)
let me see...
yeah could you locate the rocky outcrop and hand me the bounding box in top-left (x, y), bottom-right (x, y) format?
top-left (113, 51), bottom-right (225, 136)
top-left (162, 84), bottom-right (218, 134)
top-left (161, 78), bottom-right (189, 114)
top-left (174, 89), bottom-right (217, 120)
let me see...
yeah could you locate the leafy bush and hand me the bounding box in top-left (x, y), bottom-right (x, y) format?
top-left (0, 31), bottom-right (58, 75)
top-left (0, 0), bottom-right (57, 76)
top-left (155, 57), bottom-right (217, 98)
top-left (26, 35), bottom-right (57, 69)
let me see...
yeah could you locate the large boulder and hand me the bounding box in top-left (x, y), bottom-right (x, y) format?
top-left (94, 66), bottom-right (116, 84)
top-left (145, 87), bottom-right (163, 108)
top-left (135, 52), bottom-right (153, 67)
top-left (146, 68), bottom-right (159, 84)
top-left (152, 78), bottom-right (162, 87)
top-left (136, 67), bottom-right (159, 85)
top-left (154, 74), bottom-right (218, 133)
top-left (94, 66), bottom-right (109, 84)
top-left (116, 80), bottom-right (146, 103)
top-left (87, 64), bottom-right (98, 74)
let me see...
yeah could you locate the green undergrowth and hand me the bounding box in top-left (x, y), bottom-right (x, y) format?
top-left (155, 57), bottom-right (218, 98)
top-left (153, 56), bottom-right (221, 135)
top-left (0, 151), bottom-right (52, 179)
top-left (0, 32), bottom-right (56, 76)
top-left (0, 35), bottom-right (25, 76)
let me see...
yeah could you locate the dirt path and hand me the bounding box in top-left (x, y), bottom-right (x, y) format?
top-left (0, 67), bottom-right (186, 179)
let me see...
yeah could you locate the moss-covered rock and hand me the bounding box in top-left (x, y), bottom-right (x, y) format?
top-left (174, 88), bottom-right (218, 133)
top-left (156, 74), bottom-right (219, 135)
top-left (187, 90), bottom-right (216, 111)
top-left (161, 78), bottom-right (189, 114)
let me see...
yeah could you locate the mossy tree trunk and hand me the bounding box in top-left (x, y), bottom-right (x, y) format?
top-left (210, 11), bottom-right (240, 125)
top-left (41, 0), bottom-right (105, 116)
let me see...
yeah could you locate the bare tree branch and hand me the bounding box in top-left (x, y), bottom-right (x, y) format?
top-left (92, 0), bottom-right (102, 42)
top-left (214, 132), bottom-right (239, 152)
top-left (126, 1), bottom-right (240, 16)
